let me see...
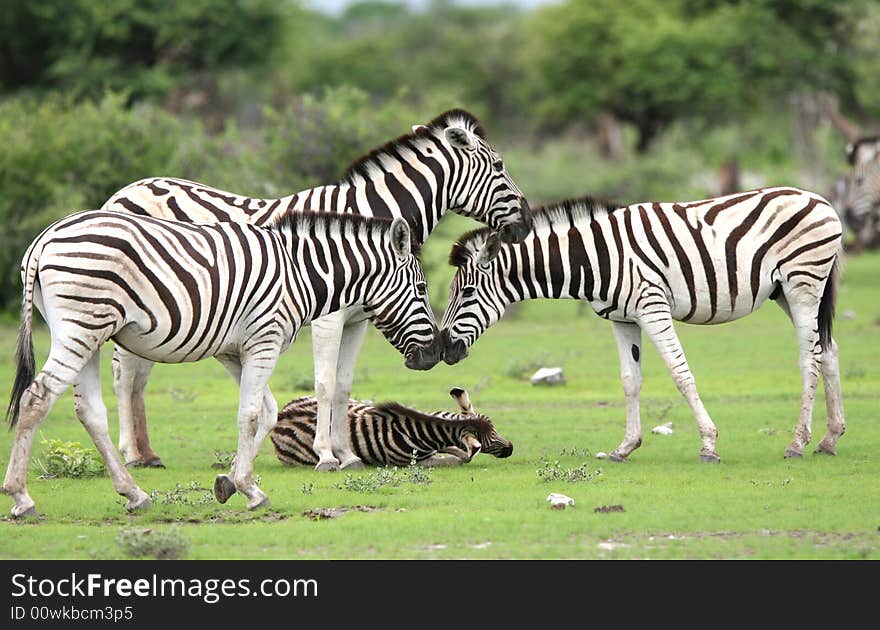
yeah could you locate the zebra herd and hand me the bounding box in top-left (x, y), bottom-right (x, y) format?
top-left (3, 109), bottom-right (847, 517)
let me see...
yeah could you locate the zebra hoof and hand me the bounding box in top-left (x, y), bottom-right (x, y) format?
top-left (314, 460), bottom-right (340, 472)
top-left (607, 453), bottom-right (629, 463)
top-left (12, 505), bottom-right (38, 519)
top-left (247, 494), bottom-right (270, 511)
top-left (126, 493), bottom-right (152, 512)
top-left (143, 458), bottom-right (165, 468)
top-left (814, 442), bottom-right (837, 456)
top-left (783, 447), bottom-right (803, 459)
top-left (125, 459), bottom-right (146, 468)
top-left (700, 453), bottom-right (721, 463)
top-left (340, 458), bottom-right (365, 471)
top-left (213, 475), bottom-right (237, 504)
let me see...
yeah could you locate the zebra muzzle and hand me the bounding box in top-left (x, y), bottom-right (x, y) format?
top-left (404, 335), bottom-right (444, 371)
top-left (440, 329), bottom-right (468, 365)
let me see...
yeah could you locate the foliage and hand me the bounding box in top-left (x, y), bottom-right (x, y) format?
top-left (35, 437), bottom-right (105, 479)
top-left (535, 456), bottom-right (602, 484)
top-left (335, 458), bottom-right (433, 493)
top-left (523, 0), bottom-right (868, 150)
top-left (148, 482), bottom-right (215, 506)
top-left (0, 0), bottom-right (289, 100)
top-left (116, 526), bottom-right (189, 560)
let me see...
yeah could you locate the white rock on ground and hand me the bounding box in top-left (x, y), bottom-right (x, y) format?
top-left (530, 367), bottom-right (565, 385)
top-left (651, 422), bottom-right (674, 435)
top-left (546, 493), bottom-right (575, 510)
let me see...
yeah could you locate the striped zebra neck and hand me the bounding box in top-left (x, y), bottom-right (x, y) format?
top-left (272, 212), bottom-right (397, 325)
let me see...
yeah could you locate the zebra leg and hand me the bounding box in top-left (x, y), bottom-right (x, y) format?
top-left (640, 312), bottom-right (720, 463)
top-left (816, 337), bottom-right (845, 455)
top-left (311, 313), bottom-right (345, 472)
top-left (229, 360), bottom-right (276, 510)
top-left (608, 321), bottom-right (643, 462)
top-left (74, 352), bottom-right (150, 512)
top-left (782, 296), bottom-right (824, 458)
top-left (332, 318), bottom-right (368, 470)
top-left (113, 347), bottom-right (162, 467)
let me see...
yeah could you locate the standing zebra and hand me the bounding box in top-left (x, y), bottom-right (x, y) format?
top-left (438, 188), bottom-right (845, 462)
top-left (4, 210), bottom-right (439, 517)
top-left (271, 387), bottom-right (513, 467)
top-left (101, 109), bottom-right (530, 471)
top-left (842, 154), bottom-right (880, 251)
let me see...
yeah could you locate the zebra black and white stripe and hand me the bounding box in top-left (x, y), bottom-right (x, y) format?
top-left (4, 210), bottom-right (438, 517)
top-left (439, 187), bottom-right (845, 463)
top-left (270, 387), bottom-right (513, 467)
top-left (101, 108), bottom-right (531, 471)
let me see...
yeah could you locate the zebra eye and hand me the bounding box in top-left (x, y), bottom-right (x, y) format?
top-left (462, 286), bottom-right (476, 298)
top-left (416, 282), bottom-right (427, 296)
top-left (493, 160), bottom-right (503, 172)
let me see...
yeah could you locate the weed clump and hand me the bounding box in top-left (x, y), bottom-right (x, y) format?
top-left (149, 482), bottom-right (214, 506)
top-left (116, 527), bottom-right (189, 560)
top-left (35, 437), bottom-right (105, 478)
top-left (335, 456), bottom-right (432, 493)
top-left (536, 456), bottom-right (602, 483)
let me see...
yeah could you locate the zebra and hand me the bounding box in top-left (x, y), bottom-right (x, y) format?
top-left (3, 209), bottom-right (439, 517)
top-left (270, 386), bottom-right (513, 467)
top-left (100, 108), bottom-right (531, 472)
top-left (438, 188), bottom-right (845, 463)
top-left (841, 154), bottom-right (880, 252)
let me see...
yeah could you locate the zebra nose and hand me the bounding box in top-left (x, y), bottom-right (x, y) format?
top-left (404, 331), bottom-right (443, 371)
top-left (440, 329), bottom-right (468, 365)
top-left (499, 443), bottom-right (514, 458)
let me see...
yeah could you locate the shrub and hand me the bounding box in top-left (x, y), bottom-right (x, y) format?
top-left (35, 437), bottom-right (105, 478)
top-left (116, 526), bottom-right (189, 560)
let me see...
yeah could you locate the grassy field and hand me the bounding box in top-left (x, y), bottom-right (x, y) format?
top-left (0, 237), bottom-right (877, 560)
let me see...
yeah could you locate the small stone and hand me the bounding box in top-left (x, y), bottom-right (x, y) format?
top-left (530, 367), bottom-right (565, 386)
top-left (652, 422), bottom-right (674, 435)
top-left (546, 492), bottom-right (575, 509)
top-left (842, 310), bottom-right (856, 320)
top-left (595, 451), bottom-right (608, 459)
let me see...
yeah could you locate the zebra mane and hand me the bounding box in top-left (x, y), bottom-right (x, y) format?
top-left (268, 210), bottom-right (422, 257)
top-left (448, 195), bottom-right (621, 267)
top-left (342, 108), bottom-right (487, 184)
top-left (372, 402), bottom-right (495, 434)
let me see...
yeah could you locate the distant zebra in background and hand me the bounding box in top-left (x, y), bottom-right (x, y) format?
top-left (101, 109), bottom-right (531, 472)
top-left (271, 387), bottom-right (513, 467)
top-left (439, 188), bottom-right (845, 463)
top-left (841, 150), bottom-right (880, 252)
top-left (4, 210), bottom-right (438, 517)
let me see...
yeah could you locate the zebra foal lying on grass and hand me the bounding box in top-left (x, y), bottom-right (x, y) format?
top-left (3, 210), bottom-right (439, 517)
top-left (271, 387), bottom-right (513, 467)
top-left (438, 187), bottom-right (845, 463)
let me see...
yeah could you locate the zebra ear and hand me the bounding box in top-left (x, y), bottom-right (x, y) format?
top-left (449, 387), bottom-right (475, 414)
top-left (463, 433), bottom-right (482, 462)
top-left (445, 126), bottom-right (475, 151)
top-left (846, 143), bottom-right (855, 165)
top-left (390, 218), bottom-right (411, 259)
top-left (412, 124), bottom-right (428, 134)
top-left (476, 233), bottom-right (502, 267)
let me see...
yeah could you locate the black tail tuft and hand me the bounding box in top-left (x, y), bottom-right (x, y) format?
top-left (6, 313), bottom-right (35, 429)
top-left (818, 256), bottom-right (840, 352)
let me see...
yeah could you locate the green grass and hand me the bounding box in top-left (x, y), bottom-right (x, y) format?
top-left (0, 249), bottom-right (878, 560)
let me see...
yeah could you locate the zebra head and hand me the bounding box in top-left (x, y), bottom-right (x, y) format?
top-left (439, 230), bottom-right (508, 365)
top-left (448, 387), bottom-right (513, 459)
top-left (416, 110), bottom-right (531, 244)
top-left (843, 155), bottom-right (880, 234)
top-left (365, 217), bottom-right (443, 371)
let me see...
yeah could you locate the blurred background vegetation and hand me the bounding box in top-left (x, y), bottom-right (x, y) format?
top-left (1, 0), bottom-right (879, 311)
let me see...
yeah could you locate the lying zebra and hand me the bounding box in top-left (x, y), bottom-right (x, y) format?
top-left (270, 388), bottom-right (513, 467)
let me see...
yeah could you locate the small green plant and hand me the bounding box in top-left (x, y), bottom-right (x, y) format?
top-left (559, 446), bottom-right (591, 457)
top-left (35, 437), bottom-right (105, 478)
top-left (167, 387), bottom-right (197, 402)
top-left (116, 526), bottom-right (189, 560)
top-left (211, 450), bottom-right (236, 470)
top-left (301, 482), bottom-right (315, 495)
top-left (148, 482), bottom-right (214, 506)
top-left (335, 458), bottom-right (432, 493)
top-left (536, 457), bottom-right (602, 483)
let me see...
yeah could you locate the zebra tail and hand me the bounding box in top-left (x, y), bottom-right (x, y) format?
top-left (818, 254), bottom-right (841, 352)
top-left (6, 250), bottom-right (39, 429)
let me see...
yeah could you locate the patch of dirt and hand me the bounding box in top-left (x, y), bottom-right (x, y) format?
top-left (302, 505), bottom-right (380, 521)
top-left (594, 504), bottom-right (625, 513)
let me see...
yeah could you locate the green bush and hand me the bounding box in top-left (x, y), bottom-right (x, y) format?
top-left (36, 437), bottom-right (105, 478)
top-left (116, 526), bottom-right (189, 560)
top-left (0, 92), bottom-right (214, 310)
